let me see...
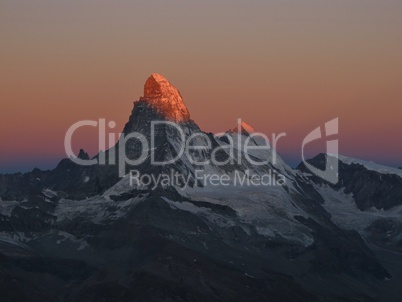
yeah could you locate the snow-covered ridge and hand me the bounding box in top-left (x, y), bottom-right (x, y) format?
top-left (338, 155), bottom-right (402, 177)
top-left (316, 183), bottom-right (402, 231)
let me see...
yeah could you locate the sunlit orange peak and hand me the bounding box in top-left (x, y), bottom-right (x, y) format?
top-left (140, 73), bottom-right (190, 122)
top-left (240, 122), bottom-right (255, 134)
top-left (229, 121), bottom-right (255, 135)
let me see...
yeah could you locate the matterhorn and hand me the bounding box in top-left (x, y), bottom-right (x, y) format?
top-left (0, 73), bottom-right (401, 302)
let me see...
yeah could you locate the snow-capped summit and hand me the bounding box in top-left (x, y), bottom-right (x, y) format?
top-left (139, 73), bottom-right (190, 122)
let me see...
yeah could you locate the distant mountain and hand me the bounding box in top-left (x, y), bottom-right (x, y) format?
top-left (298, 153), bottom-right (402, 210)
top-left (0, 74), bottom-right (401, 301)
top-left (298, 153), bottom-right (402, 254)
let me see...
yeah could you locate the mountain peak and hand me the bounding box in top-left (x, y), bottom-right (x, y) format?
top-left (239, 121), bottom-right (255, 134)
top-left (140, 73), bottom-right (190, 122)
top-left (143, 73), bottom-right (171, 98)
top-left (78, 149), bottom-right (89, 160)
top-left (228, 121), bottom-right (255, 135)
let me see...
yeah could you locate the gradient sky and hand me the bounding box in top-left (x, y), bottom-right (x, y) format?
top-left (1, 0), bottom-right (401, 173)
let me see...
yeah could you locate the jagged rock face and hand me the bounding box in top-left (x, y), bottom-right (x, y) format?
top-left (298, 153), bottom-right (402, 210)
top-left (120, 74), bottom-right (204, 180)
top-left (367, 218), bottom-right (402, 252)
top-left (140, 73), bottom-right (190, 122)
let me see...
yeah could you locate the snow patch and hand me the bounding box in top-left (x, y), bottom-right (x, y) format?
top-left (338, 155), bottom-right (402, 178)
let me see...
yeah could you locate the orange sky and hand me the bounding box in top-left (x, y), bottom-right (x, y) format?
top-left (1, 0), bottom-right (402, 172)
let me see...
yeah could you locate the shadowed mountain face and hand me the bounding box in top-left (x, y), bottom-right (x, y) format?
top-left (298, 153), bottom-right (402, 256)
top-left (298, 153), bottom-right (402, 211)
top-left (0, 74), bottom-right (401, 301)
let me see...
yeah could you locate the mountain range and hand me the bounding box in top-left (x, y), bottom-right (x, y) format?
top-left (0, 74), bottom-right (401, 302)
